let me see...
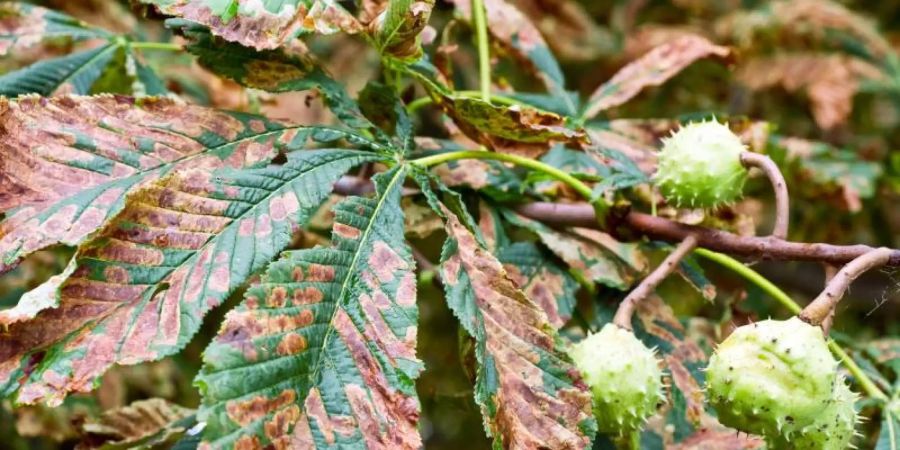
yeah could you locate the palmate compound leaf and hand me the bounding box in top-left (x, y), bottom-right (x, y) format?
top-left (196, 167), bottom-right (423, 449)
top-left (138, 0), bottom-right (362, 51)
top-left (0, 148), bottom-right (383, 405)
top-left (0, 95), bottom-right (378, 277)
top-left (439, 205), bottom-right (597, 449)
top-left (0, 3), bottom-right (166, 98)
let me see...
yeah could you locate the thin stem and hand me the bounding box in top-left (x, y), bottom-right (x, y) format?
top-left (614, 235), bottom-right (698, 330)
top-left (129, 41), bottom-right (183, 52)
top-left (821, 263), bottom-right (839, 333)
top-left (799, 248), bottom-right (893, 325)
top-left (414, 150), bottom-right (595, 199)
top-left (471, 0), bottom-right (491, 102)
top-left (740, 152), bottom-right (790, 239)
top-left (406, 90), bottom-right (521, 114)
top-left (694, 248), bottom-right (888, 401)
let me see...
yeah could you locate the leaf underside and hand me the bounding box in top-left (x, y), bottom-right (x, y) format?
top-left (197, 167), bottom-right (423, 449)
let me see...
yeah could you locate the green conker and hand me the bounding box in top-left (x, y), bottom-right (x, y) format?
top-left (568, 323), bottom-right (664, 434)
top-left (706, 317), bottom-right (838, 439)
top-left (766, 378), bottom-right (859, 450)
top-left (653, 120), bottom-right (749, 208)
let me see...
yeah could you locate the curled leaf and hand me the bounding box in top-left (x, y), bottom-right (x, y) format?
top-left (583, 35), bottom-right (731, 119)
top-left (737, 54), bottom-right (884, 130)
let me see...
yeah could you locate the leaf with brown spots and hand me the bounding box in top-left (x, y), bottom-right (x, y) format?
top-left (0, 3), bottom-right (109, 57)
top-left (0, 95), bottom-right (380, 276)
top-left (582, 35), bottom-right (732, 120)
top-left (370, 0), bottom-right (435, 60)
top-left (197, 167), bottom-right (423, 449)
top-left (736, 53), bottom-right (884, 130)
top-left (0, 149), bottom-right (381, 405)
top-left (502, 210), bottom-right (647, 290)
top-left (439, 94), bottom-right (587, 158)
top-left (80, 398), bottom-right (196, 449)
top-left (181, 26), bottom-right (376, 131)
top-left (138, 0), bottom-right (362, 51)
top-left (498, 242), bottom-right (578, 329)
top-left (448, 0), bottom-right (575, 115)
top-left (440, 206), bottom-right (597, 449)
top-left (0, 4), bottom-right (165, 97)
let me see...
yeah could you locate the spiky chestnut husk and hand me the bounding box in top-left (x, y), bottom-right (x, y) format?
top-left (653, 120), bottom-right (749, 208)
top-left (706, 317), bottom-right (838, 438)
top-left (766, 379), bottom-right (859, 450)
top-left (568, 324), bottom-right (664, 434)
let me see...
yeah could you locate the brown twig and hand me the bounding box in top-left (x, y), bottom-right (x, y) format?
top-left (740, 152), bottom-right (790, 239)
top-left (820, 263), bottom-right (839, 333)
top-left (799, 248), bottom-right (894, 326)
top-left (513, 202), bottom-right (900, 266)
top-left (332, 176), bottom-right (900, 266)
top-left (613, 235), bottom-right (699, 330)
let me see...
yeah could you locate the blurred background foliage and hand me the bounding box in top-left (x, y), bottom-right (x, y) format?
top-left (1, 0), bottom-right (900, 448)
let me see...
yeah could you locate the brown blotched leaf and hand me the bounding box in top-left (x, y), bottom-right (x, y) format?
top-left (0, 95), bottom-right (374, 277)
top-left (449, 0), bottom-right (573, 112)
top-left (369, 0), bottom-right (436, 60)
top-left (508, 0), bottom-right (613, 62)
top-left (583, 35), bottom-right (732, 119)
top-left (80, 398), bottom-right (194, 449)
top-left (0, 3), bottom-right (110, 56)
top-left (138, 0), bottom-right (362, 51)
top-left (737, 54), bottom-right (884, 130)
top-left (440, 206), bottom-right (597, 449)
top-left (439, 95), bottom-right (587, 158)
top-left (503, 211), bottom-right (647, 290)
top-left (196, 167), bottom-right (423, 449)
top-left (0, 149), bottom-right (380, 405)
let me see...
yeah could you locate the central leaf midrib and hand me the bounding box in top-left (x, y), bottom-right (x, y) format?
top-left (310, 167), bottom-right (406, 389)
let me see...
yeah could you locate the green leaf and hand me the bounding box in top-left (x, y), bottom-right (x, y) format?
top-left (439, 205), bottom-right (596, 449)
top-left (582, 35), bottom-right (731, 120)
top-left (358, 81), bottom-right (414, 154)
top-left (877, 400), bottom-right (900, 450)
top-left (182, 25), bottom-right (377, 132)
top-left (0, 95), bottom-right (376, 276)
top-left (372, 0), bottom-right (435, 60)
top-left (448, 0), bottom-right (575, 115)
top-left (0, 3), bottom-right (110, 56)
top-left (139, 0), bottom-right (362, 50)
top-left (196, 166), bottom-right (423, 449)
top-left (498, 242), bottom-right (578, 328)
top-left (769, 135), bottom-right (882, 212)
top-left (0, 149), bottom-right (381, 405)
top-left (0, 43), bottom-right (120, 96)
top-left (501, 210), bottom-right (647, 290)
